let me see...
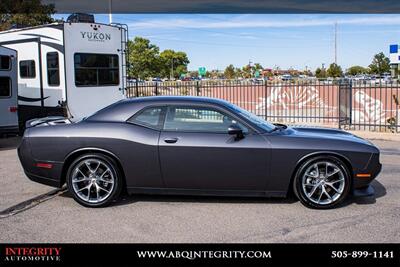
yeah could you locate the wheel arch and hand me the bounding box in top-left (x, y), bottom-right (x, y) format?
top-left (61, 148), bottom-right (126, 187)
top-left (287, 151), bottom-right (354, 196)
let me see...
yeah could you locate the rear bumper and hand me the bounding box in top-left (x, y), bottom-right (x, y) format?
top-left (25, 171), bottom-right (61, 187)
top-left (18, 135), bottom-right (63, 188)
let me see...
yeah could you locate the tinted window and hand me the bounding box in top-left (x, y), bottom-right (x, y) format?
top-left (47, 52), bottom-right (60, 86)
top-left (225, 101), bottom-right (276, 132)
top-left (128, 107), bottom-right (165, 129)
top-left (74, 53), bottom-right (119, 86)
top-left (0, 77), bottom-right (11, 98)
top-left (0, 56), bottom-right (10, 70)
top-left (164, 106), bottom-right (248, 133)
top-left (20, 60), bottom-right (36, 78)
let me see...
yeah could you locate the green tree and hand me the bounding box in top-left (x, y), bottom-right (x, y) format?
top-left (235, 68), bottom-right (243, 78)
top-left (224, 64), bottom-right (236, 79)
top-left (254, 63), bottom-right (263, 71)
top-left (159, 49), bottom-right (189, 79)
top-left (127, 37), bottom-right (160, 80)
top-left (346, 65), bottom-right (369, 76)
top-left (369, 52), bottom-right (390, 75)
top-left (315, 67), bottom-right (327, 78)
top-left (327, 63), bottom-right (343, 78)
top-left (242, 65), bottom-right (252, 78)
top-left (0, 0), bottom-right (56, 31)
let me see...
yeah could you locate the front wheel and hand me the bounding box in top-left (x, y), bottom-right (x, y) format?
top-left (66, 154), bottom-right (122, 207)
top-left (293, 156), bottom-right (351, 209)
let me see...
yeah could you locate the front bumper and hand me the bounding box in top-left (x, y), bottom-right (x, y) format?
top-left (353, 152), bottom-right (382, 195)
top-left (353, 184), bottom-right (375, 197)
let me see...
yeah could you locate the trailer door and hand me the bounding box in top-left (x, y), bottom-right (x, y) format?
top-left (0, 46), bottom-right (18, 135)
top-left (64, 23), bottom-right (125, 119)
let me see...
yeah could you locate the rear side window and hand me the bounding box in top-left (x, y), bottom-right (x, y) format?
top-left (128, 106), bottom-right (165, 130)
top-left (20, 60), bottom-right (36, 78)
top-left (0, 56), bottom-right (11, 70)
top-left (0, 77), bottom-right (11, 98)
top-left (47, 52), bottom-right (60, 86)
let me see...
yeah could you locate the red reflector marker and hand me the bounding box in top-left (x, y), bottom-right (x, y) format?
top-left (9, 106), bottom-right (17, 112)
top-left (36, 163), bottom-right (53, 169)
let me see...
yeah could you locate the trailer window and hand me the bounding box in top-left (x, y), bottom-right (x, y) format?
top-left (74, 53), bottom-right (119, 87)
top-left (20, 60), bottom-right (36, 78)
top-left (0, 77), bottom-right (11, 98)
top-left (0, 56), bottom-right (11, 70)
top-left (47, 52), bottom-right (60, 86)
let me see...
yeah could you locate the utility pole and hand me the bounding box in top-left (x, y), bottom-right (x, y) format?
top-left (249, 59), bottom-right (253, 77)
top-left (170, 58), bottom-right (174, 80)
top-left (334, 22), bottom-right (337, 65)
top-left (108, 0), bottom-right (113, 24)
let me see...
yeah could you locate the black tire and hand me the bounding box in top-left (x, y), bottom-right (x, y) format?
top-left (293, 155), bottom-right (351, 209)
top-left (66, 153), bottom-right (123, 208)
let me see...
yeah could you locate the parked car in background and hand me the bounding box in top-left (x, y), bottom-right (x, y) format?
top-left (281, 74), bottom-right (293, 81)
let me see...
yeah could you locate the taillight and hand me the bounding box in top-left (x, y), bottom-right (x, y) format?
top-left (9, 106), bottom-right (17, 112)
top-left (36, 163), bottom-right (53, 169)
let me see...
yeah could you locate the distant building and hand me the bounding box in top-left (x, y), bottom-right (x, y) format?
top-left (389, 44), bottom-right (400, 78)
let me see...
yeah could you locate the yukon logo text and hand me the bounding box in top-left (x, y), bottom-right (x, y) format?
top-left (80, 31), bottom-right (111, 42)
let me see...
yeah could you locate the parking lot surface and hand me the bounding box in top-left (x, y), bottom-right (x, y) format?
top-left (0, 137), bottom-right (399, 243)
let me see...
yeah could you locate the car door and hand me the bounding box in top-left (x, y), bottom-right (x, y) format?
top-left (158, 104), bottom-right (270, 191)
top-left (124, 105), bottom-right (167, 188)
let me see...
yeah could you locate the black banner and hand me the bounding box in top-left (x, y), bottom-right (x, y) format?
top-left (0, 243), bottom-right (398, 266)
top-left (41, 0), bottom-right (400, 14)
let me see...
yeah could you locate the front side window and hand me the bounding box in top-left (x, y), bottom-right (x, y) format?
top-left (47, 52), bottom-right (60, 86)
top-left (128, 106), bottom-right (165, 130)
top-left (164, 106), bottom-right (248, 133)
top-left (225, 101), bottom-right (276, 132)
top-left (0, 56), bottom-right (11, 70)
top-left (74, 53), bottom-right (119, 86)
top-left (0, 77), bottom-right (11, 98)
top-left (20, 60), bottom-right (36, 78)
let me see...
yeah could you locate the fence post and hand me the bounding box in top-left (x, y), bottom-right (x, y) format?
top-left (264, 80), bottom-right (268, 121)
top-left (196, 80), bottom-right (200, 96)
top-left (155, 82), bottom-right (158, 96)
top-left (349, 80), bottom-right (352, 128)
top-left (135, 80), bottom-right (139, 97)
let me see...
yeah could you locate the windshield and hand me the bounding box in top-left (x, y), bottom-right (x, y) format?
top-left (225, 102), bottom-right (276, 132)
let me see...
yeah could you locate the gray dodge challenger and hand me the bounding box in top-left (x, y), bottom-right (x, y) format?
top-left (18, 96), bottom-right (381, 209)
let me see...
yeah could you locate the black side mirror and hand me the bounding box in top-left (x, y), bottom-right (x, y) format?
top-left (228, 125), bottom-right (244, 139)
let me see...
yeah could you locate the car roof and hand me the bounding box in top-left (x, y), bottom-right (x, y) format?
top-left (119, 96), bottom-right (229, 105)
top-left (86, 96), bottom-right (231, 122)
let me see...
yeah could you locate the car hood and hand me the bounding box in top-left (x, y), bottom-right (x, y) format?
top-left (282, 126), bottom-right (374, 146)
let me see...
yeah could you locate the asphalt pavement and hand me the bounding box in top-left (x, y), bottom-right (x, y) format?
top-left (0, 137), bottom-right (399, 243)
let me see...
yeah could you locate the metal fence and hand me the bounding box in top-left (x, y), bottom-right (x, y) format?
top-left (126, 79), bottom-right (400, 132)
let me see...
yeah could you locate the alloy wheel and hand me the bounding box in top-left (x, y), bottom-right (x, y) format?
top-left (71, 159), bottom-right (115, 204)
top-left (301, 161), bottom-right (346, 205)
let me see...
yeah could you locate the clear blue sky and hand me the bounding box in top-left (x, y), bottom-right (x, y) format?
top-left (54, 14), bottom-right (399, 72)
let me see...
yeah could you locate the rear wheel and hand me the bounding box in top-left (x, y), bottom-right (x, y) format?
top-left (66, 154), bottom-right (122, 207)
top-left (293, 156), bottom-right (351, 209)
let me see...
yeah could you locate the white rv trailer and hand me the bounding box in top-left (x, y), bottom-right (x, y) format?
top-left (0, 46), bottom-right (18, 136)
top-left (0, 21), bottom-right (128, 126)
